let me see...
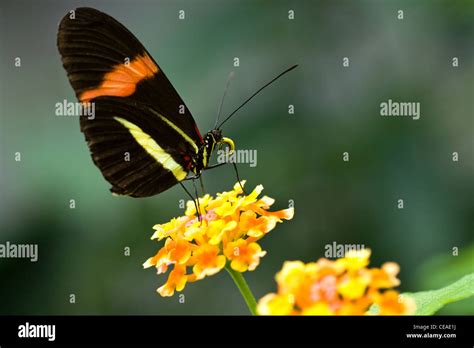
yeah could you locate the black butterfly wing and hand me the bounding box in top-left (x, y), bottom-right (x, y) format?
top-left (57, 7), bottom-right (204, 196)
top-left (81, 97), bottom-right (193, 197)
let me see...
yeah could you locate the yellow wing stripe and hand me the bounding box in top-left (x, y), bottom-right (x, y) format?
top-left (148, 109), bottom-right (199, 154)
top-left (114, 117), bottom-right (187, 181)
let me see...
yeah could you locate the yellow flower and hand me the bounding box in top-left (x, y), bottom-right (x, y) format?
top-left (257, 293), bottom-right (295, 315)
top-left (369, 262), bottom-right (401, 289)
top-left (336, 248), bottom-right (371, 272)
top-left (275, 261), bottom-right (307, 297)
top-left (224, 239), bottom-right (267, 272)
top-left (373, 290), bottom-right (417, 315)
top-left (144, 181), bottom-right (294, 296)
top-left (191, 243), bottom-right (226, 279)
top-left (337, 272), bottom-right (371, 300)
top-left (257, 249), bottom-right (415, 315)
top-left (301, 302), bottom-right (334, 315)
top-left (157, 264), bottom-right (189, 297)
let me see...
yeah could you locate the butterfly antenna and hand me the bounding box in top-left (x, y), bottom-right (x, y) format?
top-left (217, 64), bottom-right (298, 129)
top-left (214, 71), bottom-right (234, 129)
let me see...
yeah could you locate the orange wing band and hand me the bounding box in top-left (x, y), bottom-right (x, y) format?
top-left (80, 53), bottom-right (158, 102)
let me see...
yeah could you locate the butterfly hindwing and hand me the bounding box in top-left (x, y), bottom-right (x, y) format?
top-left (57, 7), bottom-right (204, 196)
top-left (80, 97), bottom-right (194, 197)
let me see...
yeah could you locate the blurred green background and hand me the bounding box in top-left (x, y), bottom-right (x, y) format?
top-left (0, 0), bottom-right (472, 315)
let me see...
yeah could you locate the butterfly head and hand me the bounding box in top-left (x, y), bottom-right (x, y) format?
top-left (197, 129), bottom-right (235, 171)
top-left (208, 129), bottom-right (235, 154)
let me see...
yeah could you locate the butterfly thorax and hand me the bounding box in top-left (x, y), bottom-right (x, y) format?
top-left (192, 129), bottom-right (235, 174)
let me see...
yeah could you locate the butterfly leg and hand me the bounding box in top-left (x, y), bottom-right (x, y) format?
top-left (232, 162), bottom-right (247, 194)
top-left (199, 176), bottom-right (205, 195)
top-left (184, 174), bottom-right (205, 199)
top-left (184, 173), bottom-right (202, 181)
top-left (179, 182), bottom-right (201, 222)
top-left (205, 162), bottom-right (247, 194)
top-left (192, 178), bottom-right (203, 223)
top-left (205, 162), bottom-right (227, 170)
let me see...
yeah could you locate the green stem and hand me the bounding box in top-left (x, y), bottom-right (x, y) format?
top-left (225, 264), bottom-right (258, 315)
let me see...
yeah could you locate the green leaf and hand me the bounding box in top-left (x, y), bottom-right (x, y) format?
top-left (407, 273), bottom-right (474, 315)
top-left (414, 245), bottom-right (474, 314)
top-left (368, 273), bottom-right (474, 315)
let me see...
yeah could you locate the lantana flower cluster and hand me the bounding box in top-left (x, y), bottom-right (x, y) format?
top-left (257, 249), bottom-right (416, 315)
top-left (144, 181), bottom-right (294, 296)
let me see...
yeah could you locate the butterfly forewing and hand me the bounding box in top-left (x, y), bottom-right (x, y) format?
top-left (57, 7), bottom-right (204, 196)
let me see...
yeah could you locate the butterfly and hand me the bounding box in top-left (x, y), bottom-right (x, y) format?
top-left (57, 7), bottom-right (296, 200)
